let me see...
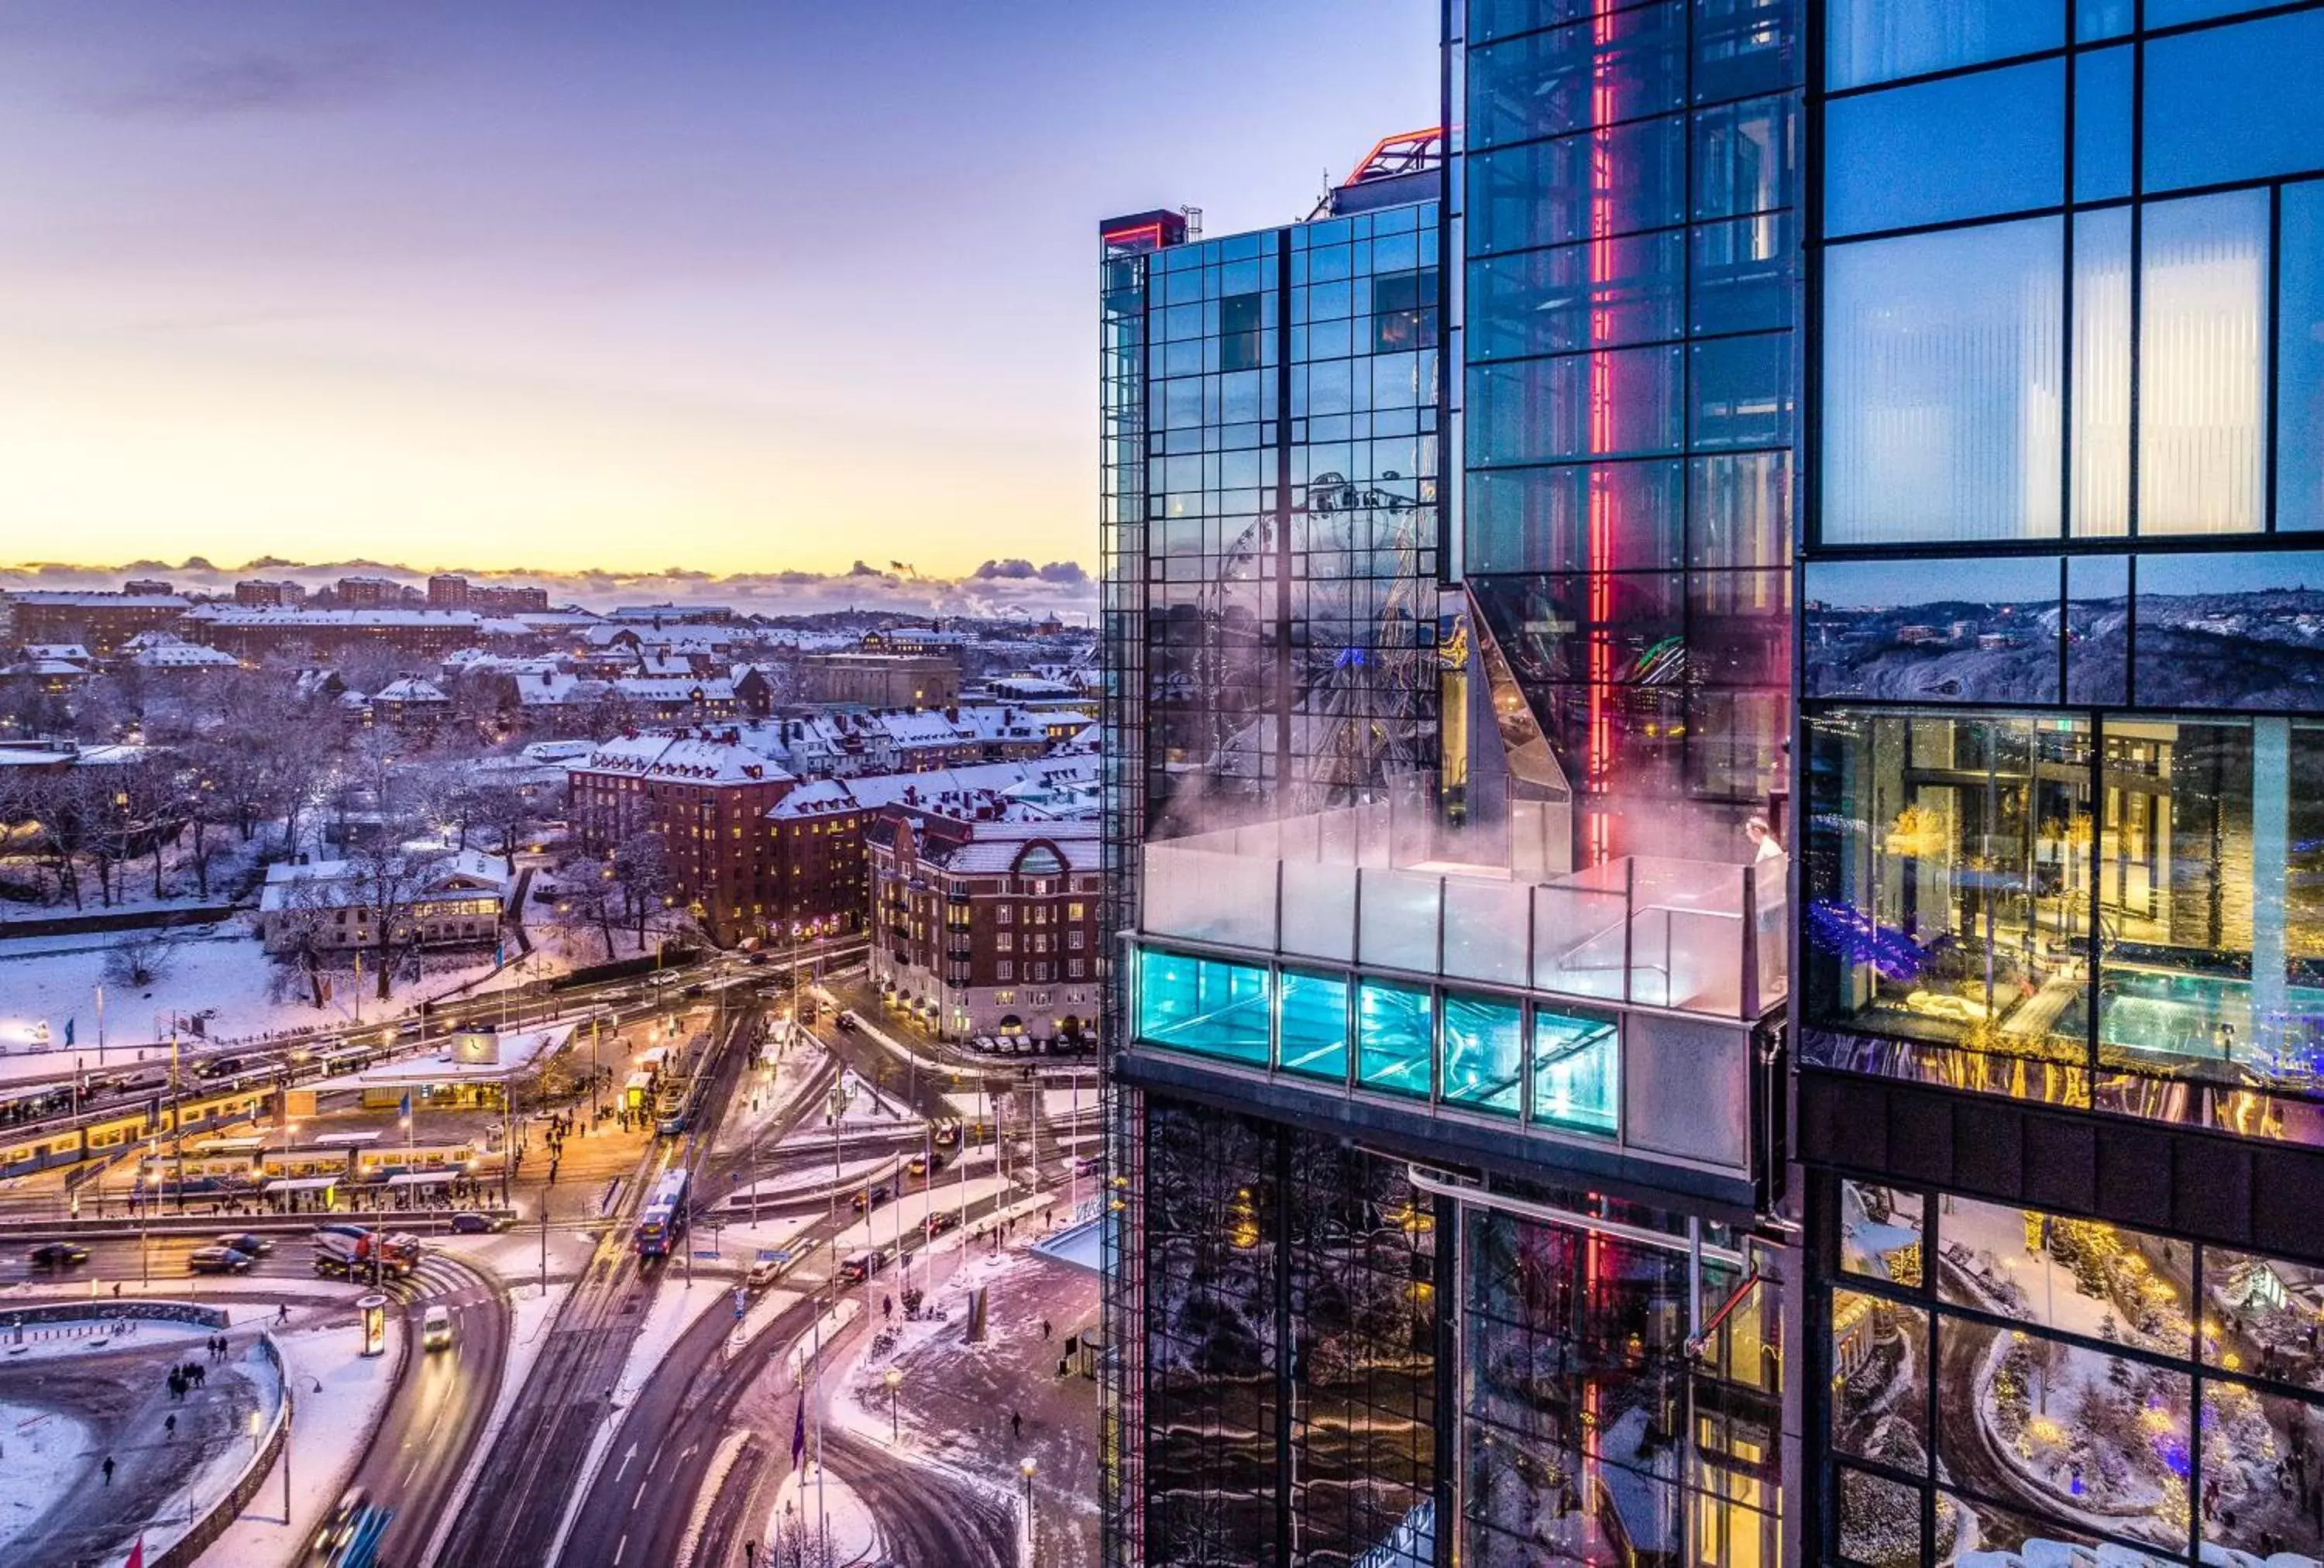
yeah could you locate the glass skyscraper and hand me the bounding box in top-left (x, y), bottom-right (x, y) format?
top-left (1102, 2), bottom-right (2324, 1566)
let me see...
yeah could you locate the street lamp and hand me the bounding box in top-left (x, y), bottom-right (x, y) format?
top-left (884, 1365), bottom-right (902, 1442)
top-left (1019, 1454), bottom-right (1037, 1523)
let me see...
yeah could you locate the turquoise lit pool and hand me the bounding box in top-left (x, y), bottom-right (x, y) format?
top-left (2075, 967), bottom-right (2324, 1081)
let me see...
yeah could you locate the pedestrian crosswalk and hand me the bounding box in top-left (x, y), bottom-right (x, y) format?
top-left (384, 1255), bottom-right (485, 1304)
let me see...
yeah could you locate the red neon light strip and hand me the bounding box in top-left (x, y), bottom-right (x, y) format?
top-left (1585, 2), bottom-right (1616, 867)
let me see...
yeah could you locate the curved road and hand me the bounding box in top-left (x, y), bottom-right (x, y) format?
top-left (347, 1253), bottom-right (510, 1567)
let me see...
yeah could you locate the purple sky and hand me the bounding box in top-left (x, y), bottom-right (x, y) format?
top-left (0, 1), bottom-right (1436, 579)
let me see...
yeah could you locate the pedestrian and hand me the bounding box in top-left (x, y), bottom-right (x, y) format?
top-left (1040, 1318), bottom-right (1051, 1341)
top-left (277, 1303), bottom-right (290, 1325)
top-left (1011, 1410), bottom-right (1022, 1441)
top-left (101, 1455), bottom-right (115, 1485)
top-left (167, 1370), bottom-right (183, 1401)
top-left (112, 1282), bottom-right (122, 1300)
top-left (164, 1413), bottom-right (177, 1441)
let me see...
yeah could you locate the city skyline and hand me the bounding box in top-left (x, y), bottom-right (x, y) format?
top-left (0, 0), bottom-right (1435, 579)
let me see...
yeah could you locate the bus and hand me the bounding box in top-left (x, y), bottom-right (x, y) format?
top-left (634, 1168), bottom-right (690, 1258)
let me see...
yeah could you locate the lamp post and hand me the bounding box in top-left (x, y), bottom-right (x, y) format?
top-left (884, 1365), bottom-right (902, 1442)
top-left (1019, 1454), bottom-right (1037, 1543)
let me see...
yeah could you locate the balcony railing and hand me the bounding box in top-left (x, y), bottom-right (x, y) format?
top-left (1138, 796), bottom-right (1786, 1022)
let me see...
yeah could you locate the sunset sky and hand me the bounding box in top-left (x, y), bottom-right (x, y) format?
top-left (0, 2), bottom-right (1435, 580)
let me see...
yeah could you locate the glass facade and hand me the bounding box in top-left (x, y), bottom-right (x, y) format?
top-left (1820, 1175), bottom-right (2324, 1566)
top-left (1127, 208), bottom-right (1442, 841)
top-left (1129, 942), bottom-right (1621, 1141)
top-left (1804, 5), bottom-right (2324, 1563)
top-left (1139, 1099), bottom-right (1439, 1567)
top-left (1464, 0), bottom-right (1800, 867)
top-left (1463, 1197), bottom-right (1785, 1566)
top-left (1803, 0), bottom-right (2324, 1123)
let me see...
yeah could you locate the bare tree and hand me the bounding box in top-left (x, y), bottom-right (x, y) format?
top-left (610, 830), bottom-right (675, 948)
top-left (343, 839), bottom-right (455, 1001)
top-left (470, 779), bottom-right (541, 873)
top-left (101, 933), bottom-right (177, 991)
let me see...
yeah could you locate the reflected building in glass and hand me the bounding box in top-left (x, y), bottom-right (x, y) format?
top-left (1099, 4), bottom-right (1801, 1565)
top-left (1796, 3), bottom-right (2324, 1565)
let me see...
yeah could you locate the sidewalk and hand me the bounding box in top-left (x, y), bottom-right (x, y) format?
top-left (834, 1223), bottom-right (1101, 1567)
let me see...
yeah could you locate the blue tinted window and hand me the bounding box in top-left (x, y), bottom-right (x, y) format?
top-left (1469, 5), bottom-right (1684, 149)
top-left (2150, 0), bottom-right (2284, 22)
top-left (2146, 10), bottom-right (2324, 193)
top-left (1823, 219), bottom-right (2064, 545)
top-left (1466, 459), bottom-right (1686, 573)
top-left (1695, 0), bottom-right (1800, 103)
top-left (1277, 969), bottom-right (1349, 1081)
top-left (1530, 1008), bottom-right (1618, 1136)
top-left (2282, 183), bottom-right (2324, 534)
top-left (1693, 95), bottom-right (1795, 220)
top-left (1469, 347), bottom-right (1686, 466)
top-left (1468, 120), bottom-right (1686, 254)
top-left (2136, 552), bottom-right (2324, 710)
top-left (1691, 332), bottom-right (1794, 451)
top-left (2076, 0), bottom-right (2132, 40)
top-left (1355, 979), bottom-right (1433, 1097)
top-left (2065, 554), bottom-right (2129, 704)
top-left (1136, 948), bottom-right (1269, 1065)
top-left (1469, 231), bottom-right (1685, 360)
top-left (1441, 994), bottom-right (1524, 1116)
top-left (1803, 555), bottom-right (2061, 703)
top-left (2073, 46), bottom-right (2132, 204)
top-left (1826, 60), bottom-right (2063, 236)
top-left (1693, 213), bottom-right (1795, 335)
top-left (1827, 0), bottom-right (2060, 91)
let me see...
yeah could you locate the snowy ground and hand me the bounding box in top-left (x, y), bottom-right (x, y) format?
top-left (0, 925), bottom-right (504, 1061)
top-left (768, 1464), bottom-right (880, 1567)
top-left (0, 1398), bottom-right (91, 1555)
top-left (717, 1155), bottom-right (892, 1210)
top-left (714, 1037), bottom-right (834, 1155)
top-left (192, 1315), bottom-right (401, 1568)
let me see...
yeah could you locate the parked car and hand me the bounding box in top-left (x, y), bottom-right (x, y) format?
top-left (217, 1233), bottom-right (273, 1256)
top-left (450, 1212), bottom-right (512, 1234)
top-left (188, 1246), bottom-right (254, 1274)
top-left (28, 1242), bottom-right (88, 1268)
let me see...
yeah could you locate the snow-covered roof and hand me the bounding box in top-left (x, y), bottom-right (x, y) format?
top-left (191, 607), bottom-right (482, 630)
top-left (258, 848), bottom-right (515, 911)
top-left (910, 820), bottom-right (1100, 875)
top-left (374, 676), bottom-right (449, 703)
top-left (2, 658), bottom-right (92, 677)
top-left (766, 755), bottom-right (1097, 821)
top-left (5, 591), bottom-right (188, 608)
top-left (612, 676), bottom-right (735, 702)
top-left (571, 732), bottom-right (792, 786)
top-left (314, 1023), bottom-right (576, 1089)
top-left (0, 740), bottom-right (145, 767)
top-left (22, 643), bottom-right (95, 663)
top-left (128, 641), bottom-right (238, 669)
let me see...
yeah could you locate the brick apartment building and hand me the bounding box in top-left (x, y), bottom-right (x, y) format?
top-left (866, 813), bottom-right (1101, 1044)
top-left (3, 591), bottom-right (191, 655)
top-left (798, 651), bottom-right (959, 708)
top-left (566, 731), bottom-right (858, 946)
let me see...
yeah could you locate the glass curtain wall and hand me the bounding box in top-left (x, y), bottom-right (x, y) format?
top-left (1822, 1175), bottom-right (2324, 1566)
top-left (1140, 1099), bottom-right (1439, 1567)
top-left (1140, 208), bottom-right (1442, 842)
top-left (1463, 1202), bottom-right (1784, 1565)
top-left (1804, 1), bottom-right (2324, 1131)
top-left (1464, 0), bottom-right (1800, 866)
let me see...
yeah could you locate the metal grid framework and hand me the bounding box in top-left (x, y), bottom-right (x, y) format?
top-left (1463, 0), bottom-right (1802, 868)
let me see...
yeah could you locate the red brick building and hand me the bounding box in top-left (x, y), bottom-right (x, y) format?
top-left (567, 732), bottom-right (861, 946)
top-left (866, 814), bottom-right (1101, 1044)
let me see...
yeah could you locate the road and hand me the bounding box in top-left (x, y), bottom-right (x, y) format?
top-left (347, 1252), bottom-right (510, 1568)
top-left (431, 999), bottom-right (760, 1568)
